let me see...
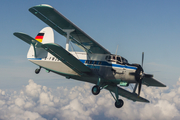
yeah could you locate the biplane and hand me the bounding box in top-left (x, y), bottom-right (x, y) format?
top-left (14, 4), bottom-right (166, 108)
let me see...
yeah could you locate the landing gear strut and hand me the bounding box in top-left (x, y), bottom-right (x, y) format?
top-left (109, 87), bottom-right (124, 108)
top-left (35, 67), bottom-right (41, 74)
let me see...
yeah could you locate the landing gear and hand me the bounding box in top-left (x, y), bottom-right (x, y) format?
top-left (92, 78), bottom-right (124, 108)
top-left (109, 86), bottom-right (124, 108)
top-left (115, 99), bottom-right (124, 108)
top-left (92, 78), bottom-right (102, 95)
top-left (92, 85), bottom-right (100, 95)
top-left (35, 67), bottom-right (41, 74)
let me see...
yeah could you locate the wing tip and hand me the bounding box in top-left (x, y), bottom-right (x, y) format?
top-left (29, 4), bottom-right (53, 10)
top-left (161, 84), bottom-right (167, 87)
top-left (13, 32), bottom-right (26, 37)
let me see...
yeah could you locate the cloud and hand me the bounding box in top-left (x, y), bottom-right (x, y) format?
top-left (0, 78), bottom-right (180, 120)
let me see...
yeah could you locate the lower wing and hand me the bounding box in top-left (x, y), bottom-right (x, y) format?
top-left (143, 77), bottom-right (166, 87)
top-left (106, 85), bottom-right (149, 103)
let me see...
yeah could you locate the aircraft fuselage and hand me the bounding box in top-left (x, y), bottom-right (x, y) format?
top-left (28, 51), bottom-right (138, 86)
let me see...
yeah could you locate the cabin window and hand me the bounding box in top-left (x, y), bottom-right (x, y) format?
top-left (89, 60), bottom-right (92, 64)
top-left (117, 57), bottom-right (121, 62)
top-left (94, 61), bottom-right (97, 64)
top-left (111, 55), bottom-right (116, 62)
top-left (116, 57), bottom-right (122, 64)
top-left (106, 55), bottom-right (127, 64)
top-left (121, 57), bottom-right (125, 63)
top-left (113, 56), bottom-right (115, 60)
top-left (98, 61), bottom-right (102, 65)
top-left (105, 55), bottom-right (110, 61)
top-left (85, 60), bottom-right (88, 63)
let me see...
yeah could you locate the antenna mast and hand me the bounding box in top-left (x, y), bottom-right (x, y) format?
top-left (115, 45), bottom-right (119, 55)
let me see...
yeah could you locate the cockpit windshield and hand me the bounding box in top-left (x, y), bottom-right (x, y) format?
top-left (105, 55), bottom-right (128, 64)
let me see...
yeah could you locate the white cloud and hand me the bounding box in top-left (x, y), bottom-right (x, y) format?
top-left (0, 78), bottom-right (180, 120)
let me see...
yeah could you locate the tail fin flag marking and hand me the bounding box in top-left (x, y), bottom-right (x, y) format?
top-left (35, 33), bottom-right (44, 42)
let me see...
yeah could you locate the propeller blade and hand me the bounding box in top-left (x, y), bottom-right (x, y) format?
top-left (138, 80), bottom-right (142, 96)
top-left (144, 74), bottom-right (153, 78)
top-left (141, 52), bottom-right (144, 68)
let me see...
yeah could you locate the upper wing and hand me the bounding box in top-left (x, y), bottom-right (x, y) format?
top-left (143, 77), bottom-right (166, 87)
top-left (29, 4), bottom-right (110, 54)
top-left (14, 32), bottom-right (91, 76)
top-left (106, 85), bottom-right (149, 103)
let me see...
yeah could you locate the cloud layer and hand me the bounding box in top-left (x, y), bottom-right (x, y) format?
top-left (0, 79), bottom-right (180, 120)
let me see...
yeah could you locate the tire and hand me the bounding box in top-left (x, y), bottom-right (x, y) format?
top-left (92, 85), bottom-right (100, 95)
top-left (35, 68), bottom-right (40, 74)
top-left (115, 99), bottom-right (124, 108)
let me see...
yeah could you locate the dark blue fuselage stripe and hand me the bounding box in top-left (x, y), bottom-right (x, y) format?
top-left (79, 59), bottom-right (137, 70)
top-left (28, 58), bottom-right (136, 70)
top-left (28, 58), bottom-right (42, 60)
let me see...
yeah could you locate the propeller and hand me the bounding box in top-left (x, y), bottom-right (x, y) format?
top-left (138, 52), bottom-right (144, 96)
top-left (129, 52), bottom-right (154, 96)
top-left (137, 52), bottom-right (154, 96)
top-left (141, 52), bottom-right (144, 68)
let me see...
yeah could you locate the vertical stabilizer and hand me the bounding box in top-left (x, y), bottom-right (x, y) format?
top-left (35, 27), bottom-right (54, 43)
top-left (27, 27), bottom-right (54, 59)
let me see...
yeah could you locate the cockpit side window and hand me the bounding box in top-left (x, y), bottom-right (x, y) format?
top-left (117, 57), bottom-right (121, 63)
top-left (106, 55), bottom-right (125, 63)
top-left (109, 56), bottom-right (111, 60)
top-left (117, 57), bottom-right (121, 62)
top-left (121, 57), bottom-right (128, 64)
top-left (121, 57), bottom-right (125, 63)
top-left (105, 55), bottom-right (112, 62)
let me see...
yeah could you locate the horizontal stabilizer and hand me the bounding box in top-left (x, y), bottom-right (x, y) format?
top-left (14, 32), bottom-right (91, 75)
top-left (14, 32), bottom-right (42, 47)
top-left (143, 77), bottom-right (166, 87)
top-left (106, 85), bottom-right (149, 103)
top-left (41, 43), bottom-right (91, 75)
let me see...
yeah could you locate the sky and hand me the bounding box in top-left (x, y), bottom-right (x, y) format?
top-left (1, 0), bottom-right (180, 119)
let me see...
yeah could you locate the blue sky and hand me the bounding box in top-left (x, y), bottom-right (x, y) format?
top-left (1, 0), bottom-right (180, 119)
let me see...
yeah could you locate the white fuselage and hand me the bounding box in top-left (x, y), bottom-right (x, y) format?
top-left (28, 50), bottom-right (138, 85)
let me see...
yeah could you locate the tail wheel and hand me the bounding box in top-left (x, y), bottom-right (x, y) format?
top-left (115, 99), bottom-right (124, 108)
top-left (35, 68), bottom-right (41, 74)
top-left (92, 85), bottom-right (100, 95)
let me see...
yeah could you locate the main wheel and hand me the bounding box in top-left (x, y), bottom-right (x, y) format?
top-left (35, 68), bottom-right (40, 74)
top-left (115, 99), bottom-right (124, 108)
top-left (92, 85), bottom-right (100, 95)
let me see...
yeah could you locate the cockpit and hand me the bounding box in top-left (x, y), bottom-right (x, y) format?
top-left (105, 54), bottom-right (128, 64)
